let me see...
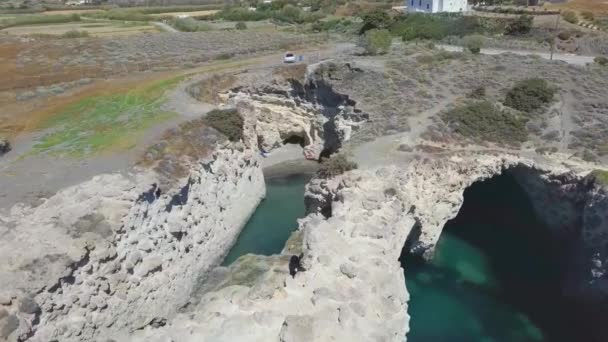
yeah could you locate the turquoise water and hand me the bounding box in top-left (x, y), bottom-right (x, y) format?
top-left (402, 172), bottom-right (581, 342)
top-left (222, 171), bottom-right (591, 341)
top-left (221, 173), bottom-right (310, 265)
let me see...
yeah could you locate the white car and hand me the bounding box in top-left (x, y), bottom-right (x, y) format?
top-left (283, 52), bottom-right (296, 63)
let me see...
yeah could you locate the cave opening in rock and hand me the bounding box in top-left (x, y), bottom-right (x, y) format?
top-left (283, 134), bottom-right (306, 147)
top-left (401, 170), bottom-right (599, 342)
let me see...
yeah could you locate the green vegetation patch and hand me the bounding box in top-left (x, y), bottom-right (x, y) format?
top-left (561, 10), bottom-right (578, 24)
top-left (504, 78), bottom-right (556, 113)
top-left (203, 108), bottom-right (243, 142)
top-left (317, 153), bottom-right (358, 179)
top-left (360, 28), bottom-right (392, 55)
top-left (171, 17), bottom-right (212, 32)
top-left (442, 100), bottom-right (529, 145)
top-left (0, 13), bottom-right (80, 29)
top-left (393, 13), bottom-right (504, 42)
top-left (590, 170), bottom-right (608, 186)
top-left (33, 77), bottom-right (182, 157)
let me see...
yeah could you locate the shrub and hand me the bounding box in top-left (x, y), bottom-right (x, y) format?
top-left (360, 28), bottom-right (392, 55)
top-left (562, 10), bottom-right (578, 24)
top-left (171, 17), bottom-right (212, 32)
top-left (463, 34), bottom-right (484, 54)
top-left (393, 13), bottom-right (493, 41)
top-left (442, 101), bottom-right (529, 144)
top-left (581, 11), bottom-right (594, 21)
top-left (504, 78), bottom-right (556, 113)
top-left (317, 154), bottom-right (358, 179)
top-left (61, 29), bottom-right (89, 38)
top-left (359, 9), bottom-right (393, 34)
top-left (216, 8), bottom-right (270, 21)
top-left (557, 31), bottom-right (571, 40)
top-left (235, 21), bottom-right (247, 30)
top-left (504, 15), bottom-right (532, 35)
top-left (204, 108), bottom-right (243, 142)
top-left (595, 56), bottom-right (608, 66)
top-left (90, 9), bottom-right (150, 21)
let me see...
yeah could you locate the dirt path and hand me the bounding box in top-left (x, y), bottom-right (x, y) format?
top-left (438, 44), bottom-right (596, 66)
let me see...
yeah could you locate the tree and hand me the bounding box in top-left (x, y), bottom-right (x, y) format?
top-left (505, 15), bottom-right (533, 35)
top-left (359, 9), bottom-right (392, 35)
top-left (360, 28), bottom-right (392, 55)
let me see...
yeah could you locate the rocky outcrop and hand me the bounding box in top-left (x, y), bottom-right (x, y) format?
top-left (126, 152), bottom-right (608, 341)
top-left (0, 145), bottom-right (265, 341)
top-left (226, 63), bottom-right (368, 160)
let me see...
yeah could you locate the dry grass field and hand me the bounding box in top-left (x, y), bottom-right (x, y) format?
top-left (2, 21), bottom-right (158, 36)
top-left (546, 0), bottom-right (608, 15)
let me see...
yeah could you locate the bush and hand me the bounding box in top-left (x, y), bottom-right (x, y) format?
top-left (61, 29), bottom-right (89, 38)
top-left (443, 101), bottom-right (529, 144)
top-left (504, 78), bottom-right (556, 113)
top-left (215, 8), bottom-right (270, 21)
top-left (359, 9), bottom-right (393, 34)
top-left (504, 15), bottom-right (532, 35)
top-left (360, 28), bottom-right (392, 55)
top-left (317, 154), bottom-right (358, 179)
top-left (595, 56), bottom-right (608, 66)
top-left (562, 10), bottom-right (578, 24)
top-left (557, 31), bottom-right (571, 40)
top-left (171, 17), bottom-right (212, 32)
top-left (204, 109), bottom-right (243, 142)
top-left (581, 11), bottom-right (594, 21)
top-left (463, 34), bottom-right (484, 54)
top-left (235, 21), bottom-right (247, 30)
top-left (90, 9), bottom-right (150, 21)
top-left (394, 13), bottom-right (493, 42)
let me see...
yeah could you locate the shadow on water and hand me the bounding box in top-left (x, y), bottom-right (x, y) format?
top-left (401, 171), bottom-right (591, 342)
top-left (221, 172), bottom-right (311, 266)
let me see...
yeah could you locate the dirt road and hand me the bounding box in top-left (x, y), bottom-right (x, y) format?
top-left (438, 44), bottom-right (596, 66)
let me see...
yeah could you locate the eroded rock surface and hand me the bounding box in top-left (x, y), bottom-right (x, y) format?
top-left (127, 153), bottom-right (608, 342)
top-left (0, 146), bottom-right (264, 341)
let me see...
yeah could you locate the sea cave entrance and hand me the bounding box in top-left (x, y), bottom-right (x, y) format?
top-left (401, 170), bottom-right (597, 342)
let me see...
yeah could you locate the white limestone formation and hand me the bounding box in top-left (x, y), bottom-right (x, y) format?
top-left (0, 146), bottom-right (265, 341)
top-left (126, 153), bottom-right (608, 342)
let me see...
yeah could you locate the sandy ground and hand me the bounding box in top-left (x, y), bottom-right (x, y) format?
top-left (261, 143), bottom-right (318, 178)
top-left (438, 44), bottom-right (596, 65)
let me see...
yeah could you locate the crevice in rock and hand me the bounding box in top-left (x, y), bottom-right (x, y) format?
top-left (165, 179), bottom-right (191, 212)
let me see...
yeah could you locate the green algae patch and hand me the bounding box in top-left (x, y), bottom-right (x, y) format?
top-left (32, 76), bottom-right (183, 157)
